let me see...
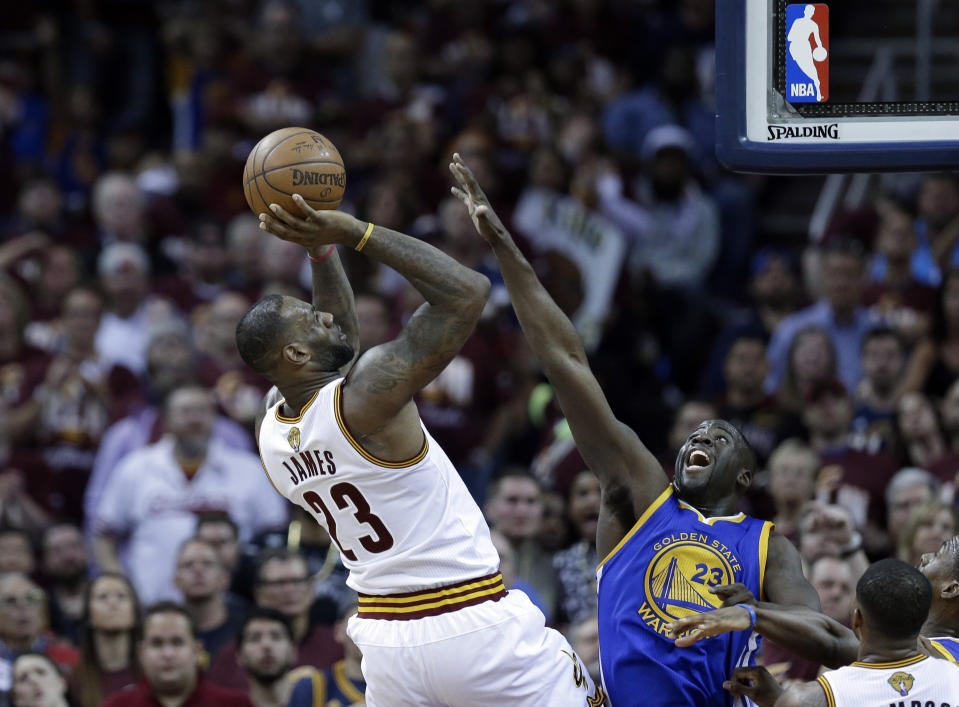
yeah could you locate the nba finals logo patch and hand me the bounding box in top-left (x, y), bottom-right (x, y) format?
top-left (287, 427), bottom-right (300, 452)
top-left (639, 533), bottom-right (742, 636)
top-left (785, 3), bottom-right (829, 103)
top-left (887, 672), bottom-right (914, 696)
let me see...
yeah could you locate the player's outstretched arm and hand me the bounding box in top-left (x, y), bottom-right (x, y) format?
top-left (262, 195), bottom-right (360, 371)
top-left (668, 602), bottom-right (858, 669)
top-left (450, 153), bottom-right (667, 513)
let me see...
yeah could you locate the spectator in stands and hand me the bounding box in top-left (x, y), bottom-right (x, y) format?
top-left (553, 470), bottom-right (600, 628)
top-left (101, 602), bottom-right (252, 707)
top-left (94, 242), bottom-right (172, 376)
top-left (907, 268), bottom-right (959, 396)
top-left (885, 467), bottom-right (942, 552)
top-left (940, 378), bottom-right (959, 454)
top-left (90, 172), bottom-right (148, 252)
top-left (918, 172), bottom-right (959, 273)
top-left (223, 214), bottom-right (267, 300)
top-left (11, 653), bottom-right (71, 707)
top-left (91, 385), bottom-right (287, 604)
top-left (194, 513), bottom-right (242, 589)
top-left (852, 327), bottom-right (908, 451)
top-left (40, 523), bottom-right (88, 644)
top-left (484, 469), bottom-right (556, 618)
top-left (488, 528), bottom-right (548, 618)
top-left (897, 501), bottom-right (957, 566)
top-left (84, 321), bottom-right (254, 536)
top-left (716, 332), bottom-right (795, 464)
top-left (895, 391), bottom-right (959, 484)
top-left (0, 573), bottom-right (79, 699)
top-left (236, 607), bottom-right (318, 707)
top-left (776, 326), bottom-right (839, 415)
top-left (797, 503), bottom-right (869, 579)
top-left (207, 549), bottom-right (341, 692)
top-left (232, 505), bottom-right (352, 617)
top-left (0, 528), bottom-right (36, 575)
top-left (803, 377), bottom-right (898, 542)
top-left (766, 439), bottom-right (820, 543)
top-left (865, 199), bottom-right (936, 343)
top-left (702, 249), bottom-right (803, 397)
top-left (173, 538), bottom-right (246, 662)
top-left (70, 573), bottom-right (140, 707)
top-left (26, 285), bottom-right (141, 522)
top-left (767, 238), bottom-right (880, 395)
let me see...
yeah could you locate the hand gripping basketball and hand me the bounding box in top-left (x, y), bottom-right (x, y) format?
top-left (259, 194), bottom-right (363, 251)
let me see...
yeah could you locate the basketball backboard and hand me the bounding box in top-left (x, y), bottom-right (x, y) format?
top-left (716, 0), bottom-right (959, 173)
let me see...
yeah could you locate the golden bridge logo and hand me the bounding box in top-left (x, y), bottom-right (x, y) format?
top-left (887, 671), bottom-right (914, 696)
top-left (287, 427), bottom-right (301, 452)
top-left (640, 540), bottom-right (737, 632)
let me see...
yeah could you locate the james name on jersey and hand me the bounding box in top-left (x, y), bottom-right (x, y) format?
top-left (279, 426), bottom-right (337, 485)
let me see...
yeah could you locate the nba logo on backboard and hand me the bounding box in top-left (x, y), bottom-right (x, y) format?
top-left (785, 3), bottom-right (829, 103)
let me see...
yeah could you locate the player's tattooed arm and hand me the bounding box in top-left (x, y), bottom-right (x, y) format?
top-left (450, 153), bottom-right (667, 516)
top-left (340, 224), bottom-right (490, 435)
top-left (260, 195), bottom-right (360, 370)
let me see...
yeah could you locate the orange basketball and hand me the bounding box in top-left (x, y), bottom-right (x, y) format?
top-left (242, 127), bottom-right (346, 217)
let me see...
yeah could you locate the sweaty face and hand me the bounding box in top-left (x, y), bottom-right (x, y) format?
top-left (283, 298), bottom-right (355, 371)
top-left (918, 536), bottom-right (959, 588)
top-left (674, 421), bottom-right (750, 503)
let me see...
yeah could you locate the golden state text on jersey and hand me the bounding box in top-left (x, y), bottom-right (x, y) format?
top-left (596, 486), bottom-right (773, 707)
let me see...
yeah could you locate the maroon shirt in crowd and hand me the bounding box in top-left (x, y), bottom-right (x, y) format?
top-left (207, 624), bottom-right (342, 692)
top-left (100, 677), bottom-right (253, 707)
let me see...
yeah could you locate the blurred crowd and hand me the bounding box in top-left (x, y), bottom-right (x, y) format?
top-left (1, 0), bottom-right (959, 704)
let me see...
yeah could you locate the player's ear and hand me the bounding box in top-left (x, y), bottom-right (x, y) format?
top-left (850, 607), bottom-right (863, 632)
top-left (940, 579), bottom-right (959, 600)
top-left (736, 467), bottom-right (753, 491)
top-left (282, 341), bottom-right (311, 365)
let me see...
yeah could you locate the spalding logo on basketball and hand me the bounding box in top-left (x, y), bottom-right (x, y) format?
top-left (243, 128), bottom-right (346, 216)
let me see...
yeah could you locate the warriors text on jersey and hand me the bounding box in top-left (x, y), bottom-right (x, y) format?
top-left (816, 654), bottom-right (959, 706)
top-left (596, 485), bottom-right (773, 706)
top-left (258, 378), bottom-right (499, 596)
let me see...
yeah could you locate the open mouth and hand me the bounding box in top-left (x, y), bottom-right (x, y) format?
top-left (685, 448), bottom-right (712, 472)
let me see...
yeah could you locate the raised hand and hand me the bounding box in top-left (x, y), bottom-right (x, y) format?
top-left (449, 153), bottom-right (508, 243)
top-left (666, 605), bottom-right (753, 647)
top-left (258, 193), bottom-right (361, 253)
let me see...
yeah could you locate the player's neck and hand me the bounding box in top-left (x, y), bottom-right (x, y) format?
top-left (277, 373), bottom-right (339, 415)
top-left (857, 636), bottom-right (922, 664)
top-left (921, 606), bottom-right (959, 638)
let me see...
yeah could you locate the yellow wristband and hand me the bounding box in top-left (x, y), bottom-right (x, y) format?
top-left (355, 222), bottom-right (374, 252)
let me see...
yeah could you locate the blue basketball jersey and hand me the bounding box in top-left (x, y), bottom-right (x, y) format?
top-left (929, 636), bottom-right (959, 663)
top-left (596, 485), bottom-right (773, 707)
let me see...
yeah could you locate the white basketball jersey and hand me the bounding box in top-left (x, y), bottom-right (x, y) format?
top-left (258, 378), bottom-right (499, 594)
top-left (817, 654), bottom-right (959, 706)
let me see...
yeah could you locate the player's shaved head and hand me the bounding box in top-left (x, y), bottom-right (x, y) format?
top-left (236, 295), bottom-right (288, 374)
top-left (856, 558), bottom-right (931, 639)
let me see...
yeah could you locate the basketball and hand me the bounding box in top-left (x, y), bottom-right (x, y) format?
top-left (243, 127), bottom-right (346, 216)
top-left (813, 47), bottom-right (827, 62)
